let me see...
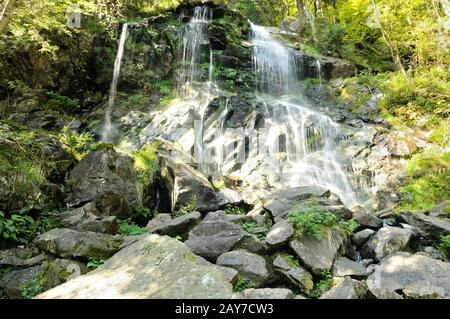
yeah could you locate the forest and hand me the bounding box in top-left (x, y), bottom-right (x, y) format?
top-left (0, 0), bottom-right (449, 300)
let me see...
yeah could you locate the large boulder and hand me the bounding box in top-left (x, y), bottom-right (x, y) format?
top-left (148, 211), bottom-right (201, 239)
top-left (36, 235), bottom-right (235, 299)
top-left (185, 211), bottom-right (248, 262)
top-left (398, 211), bottom-right (450, 241)
top-left (265, 220), bottom-right (294, 249)
top-left (430, 201), bottom-right (450, 218)
top-left (0, 265), bottom-right (43, 299)
top-left (66, 149), bottom-right (143, 218)
top-left (159, 156), bottom-right (240, 214)
top-left (361, 226), bottom-right (413, 261)
top-left (352, 229), bottom-right (376, 248)
top-left (290, 228), bottom-right (348, 273)
top-left (34, 228), bottom-right (123, 260)
top-left (216, 250), bottom-right (270, 287)
top-left (320, 277), bottom-right (366, 299)
top-left (366, 252), bottom-right (450, 299)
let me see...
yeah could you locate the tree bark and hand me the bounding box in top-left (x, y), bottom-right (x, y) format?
top-left (296, 0), bottom-right (306, 20)
top-left (0, 0), bottom-right (15, 34)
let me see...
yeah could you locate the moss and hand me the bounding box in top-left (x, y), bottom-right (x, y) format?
top-left (130, 143), bottom-right (160, 189)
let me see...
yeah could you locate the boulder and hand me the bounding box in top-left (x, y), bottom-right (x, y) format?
top-left (34, 228), bottom-right (123, 260)
top-left (430, 201), bottom-right (450, 218)
top-left (290, 228), bottom-right (348, 273)
top-left (398, 211), bottom-right (450, 241)
top-left (273, 254), bottom-right (313, 295)
top-left (148, 212), bottom-right (201, 239)
top-left (320, 277), bottom-right (362, 299)
top-left (352, 229), bottom-right (376, 248)
top-left (61, 204), bottom-right (120, 234)
top-left (332, 257), bottom-right (369, 279)
top-left (36, 235), bottom-right (235, 299)
top-left (216, 251), bottom-right (270, 287)
top-left (66, 149), bottom-right (143, 218)
top-left (40, 259), bottom-right (89, 291)
top-left (353, 210), bottom-right (383, 229)
top-left (361, 226), bottom-right (413, 261)
top-left (265, 220), bottom-right (294, 249)
top-left (146, 214), bottom-right (172, 230)
top-left (367, 252), bottom-right (450, 299)
top-left (242, 288), bottom-right (294, 299)
top-left (0, 246), bottom-right (46, 267)
top-left (0, 265), bottom-right (43, 299)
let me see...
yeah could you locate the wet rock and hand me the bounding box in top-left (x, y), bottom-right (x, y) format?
top-left (36, 235), bottom-right (235, 299)
top-left (148, 212), bottom-right (201, 239)
top-left (216, 250), bottom-right (270, 287)
top-left (208, 24), bottom-right (228, 50)
top-left (273, 254), bottom-right (314, 295)
top-left (242, 288), bottom-right (294, 299)
top-left (361, 226), bottom-right (413, 261)
top-left (34, 228), bottom-right (123, 260)
top-left (66, 149), bottom-right (143, 218)
top-left (332, 257), bottom-right (369, 279)
top-left (398, 211), bottom-right (450, 241)
top-left (265, 220), bottom-right (294, 249)
top-left (352, 229), bottom-right (376, 248)
top-left (290, 228), bottom-right (348, 273)
top-left (367, 252), bottom-right (450, 299)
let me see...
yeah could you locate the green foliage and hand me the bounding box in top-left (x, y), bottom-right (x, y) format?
top-left (285, 255), bottom-right (300, 268)
top-left (311, 271), bottom-right (333, 299)
top-left (44, 90), bottom-right (78, 113)
top-left (87, 257), bottom-right (106, 270)
top-left (118, 220), bottom-right (147, 236)
top-left (224, 205), bottom-right (245, 215)
top-left (174, 195), bottom-right (197, 217)
top-left (233, 275), bottom-right (256, 292)
top-left (211, 179), bottom-right (225, 191)
top-left (20, 277), bottom-right (43, 299)
top-left (58, 126), bottom-right (96, 161)
top-left (439, 235), bottom-right (450, 257)
top-left (288, 206), bottom-right (338, 240)
top-left (238, 220), bottom-right (265, 240)
top-left (130, 143), bottom-right (159, 189)
top-left (339, 218), bottom-right (360, 235)
top-left (0, 211), bottom-right (36, 244)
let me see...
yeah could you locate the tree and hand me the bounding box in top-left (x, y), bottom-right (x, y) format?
top-left (0, 0), bottom-right (15, 34)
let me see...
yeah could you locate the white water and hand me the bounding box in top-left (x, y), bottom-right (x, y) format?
top-left (102, 23), bottom-right (129, 142)
top-left (249, 22), bottom-right (362, 208)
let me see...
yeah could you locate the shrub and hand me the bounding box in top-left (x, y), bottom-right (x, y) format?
top-left (439, 235), bottom-right (450, 257)
top-left (174, 195), bottom-right (197, 217)
top-left (0, 211), bottom-right (36, 245)
top-left (233, 276), bottom-right (256, 293)
top-left (118, 220), bottom-right (147, 236)
top-left (311, 271), bottom-right (333, 299)
top-left (87, 257), bottom-right (106, 270)
top-left (58, 126), bottom-right (96, 161)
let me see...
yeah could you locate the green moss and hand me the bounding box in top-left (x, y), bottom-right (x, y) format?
top-left (130, 143), bottom-right (159, 189)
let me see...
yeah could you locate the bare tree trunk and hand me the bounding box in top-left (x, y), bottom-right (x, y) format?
top-left (296, 0), bottom-right (306, 20)
top-left (0, 0), bottom-right (15, 35)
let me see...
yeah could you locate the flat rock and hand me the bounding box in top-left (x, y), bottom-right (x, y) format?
top-left (332, 257), bottom-right (368, 279)
top-left (149, 212), bottom-right (201, 238)
top-left (320, 277), bottom-right (359, 299)
top-left (146, 214), bottom-right (172, 230)
top-left (366, 252), bottom-right (450, 299)
top-left (0, 246), bottom-right (46, 267)
top-left (361, 226), bottom-right (413, 261)
top-left (216, 250), bottom-right (269, 287)
top-left (352, 229), bottom-right (376, 248)
top-left (265, 220), bottom-right (294, 249)
top-left (0, 265), bottom-right (43, 299)
top-left (242, 288), bottom-right (294, 299)
top-left (398, 211), bottom-right (450, 240)
top-left (34, 228), bottom-right (123, 260)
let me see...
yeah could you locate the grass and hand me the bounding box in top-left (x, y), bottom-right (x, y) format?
top-left (224, 205), bottom-right (246, 215)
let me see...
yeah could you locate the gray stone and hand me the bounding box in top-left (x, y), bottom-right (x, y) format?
top-left (398, 211), bottom-right (450, 241)
top-left (73, 216), bottom-right (119, 234)
top-left (273, 254), bottom-right (314, 295)
top-left (234, 235), bottom-right (268, 254)
top-left (353, 209), bottom-right (383, 229)
top-left (332, 257), bottom-right (369, 279)
top-left (36, 235), bottom-right (235, 299)
top-left (353, 229), bottom-right (376, 248)
top-left (265, 220), bottom-right (294, 249)
top-left (149, 211), bottom-right (201, 238)
top-left (361, 226), bottom-right (413, 261)
top-left (242, 288), bottom-right (294, 299)
top-left (66, 149), bottom-right (143, 218)
top-left (430, 201), bottom-right (450, 218)
top-left (290, 228), bottom-right (347, 273)
top-left (145, 214), bottom-right (172, 230)
top-left (367, 252), bottom-right (450, 299)
top-left (34, 228), bottom-right (123, 260)
top-left (0, 265), bottom-right (43, 299)
top-left (40, 259), bottom-right (89, 291)
top-left (60, 202), bottom-right (100, 228)
top-left (216, 251), bottom-right (269, 287)
top-left (320, 277), bottom-right (359, 299)
top-left (0, 246), bottom-right (46, 267)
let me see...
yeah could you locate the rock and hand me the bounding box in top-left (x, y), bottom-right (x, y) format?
top-left (347, 119), bottom-right (364, 128)
top-left (73, 216), bottom-right (119, 234)
top-left (320, 277), bottom-right (360, 299)
top-left (352, 229), bottom-right (376, 248)
top-left (273, 254), bottom-right (314, 295)
top-left (367, 252), bottom-right (450, 299)
top-left (146, 214), bottom-right (172, 230)
top-left (185, 212), bottom-right (248, 262)
top-left (265, 220), bottom-right (294, 249)
top-left (361, 226), bottom-right (413, 261)
top-left (61, 204), bottom-right (119, 234)
top-left (234, 235), bottom-right (268, 254)
top-left (159, 157), bottom-right (237, 214)
top-left (398, 211), bottom-right (450, 241)
top-left (66, 149), bottom-right (143, 218)
top-left (290, 228), bottom-right (348, 273)
top-left (242, 288), bottom-right (294, 299)
top-left (34, 228), bottom-right (123, 260)
top-left (352, 207), bottom-right (383, 229)
top-left (36, 235), bottom-right (235, 299)
top-left (430, 201), bottom-right (450, 218)
top-left (332, 257), bottom-right (369, 279)
top-left (246, 206), bottom-right (268, 226)
top-left (208, 24), bottom-right (228, 50)
top-left (40, 259), bottom-right (89, 291)
top-left (216, 251), bottom-right (270, 287)
top-left (0, 246), bottom-right (46, 267)
top-left (149, 212), bottom-right (201, 239)
top-left (0, 265), bottom-right (43, 299)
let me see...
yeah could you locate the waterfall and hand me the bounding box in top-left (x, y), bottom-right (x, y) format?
top-left (102, 23), bottom-right (129, 142)
top-left (316, 60), bottom-right (322, 84)
top-left (249, 22), bottom-right (363, 208)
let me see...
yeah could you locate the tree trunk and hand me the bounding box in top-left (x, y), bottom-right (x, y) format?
top-left (296, 0), bottom-right (306, 20)
top-left (0, 0), bottom-right (15, 35)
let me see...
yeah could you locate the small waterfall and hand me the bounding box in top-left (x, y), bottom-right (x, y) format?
top-left (102, 23), bottom-right (129, 142)
top-left (316, 60), bottom-right (322, 84)
top-left (249, 22), bottom-right (363, 208)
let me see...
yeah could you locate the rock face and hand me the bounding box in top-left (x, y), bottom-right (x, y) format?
top-left (367, 252), bottom-right (450, 299)
top-left (159, 157), bottom-right (239, 213)
top-left (361, 226), bottom-right (413, 261)
top-left (242, 288), bottom-right (294, 299)
top-left (265, 221), bottom-right (294, 249)
top-left (185, 211), bottom-right (248, 262)
top-left (66, 149), bottom-right (143, 218)
top-left (36, 235), bottom-right (235, 299)
top-left (34, 228), bottom-right (123, 260)
top-left (290, 228), bottom-right (347, 273)
top-left (216, 251), bottom-right (270, 287)
top-left (148, 211), bottom-right (201, 239)
top-left (398, 211), bottom-right (450, 240)
top-left (332, 257), bottom-right (368, 279)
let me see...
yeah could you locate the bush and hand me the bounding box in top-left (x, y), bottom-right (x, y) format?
top-left (233, 276), bottom-right (256, 293)
top-left (174, 195), bottom-right (197, 217)
top-left (118, 220), bottom-right (147, 236)
top-left (58, 126), bottom-right (96, 161)
top-left (0, 211), bottom-right (36, 245)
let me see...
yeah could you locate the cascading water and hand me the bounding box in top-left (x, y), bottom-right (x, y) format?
top-left (249, 22), bottom-right (363, 208)
top-left (102, 23), bottom-right (129, 142)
